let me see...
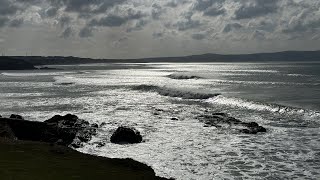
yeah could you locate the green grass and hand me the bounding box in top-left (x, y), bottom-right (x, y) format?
top-left (0, 139), bottom-right (167, 180)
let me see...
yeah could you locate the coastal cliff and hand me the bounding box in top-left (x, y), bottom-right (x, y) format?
top-left (0, 57), bottom-right (36, 70)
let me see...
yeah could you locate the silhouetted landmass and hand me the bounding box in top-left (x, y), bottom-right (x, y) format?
top-left (0, 56), bottom-right (36, 70)
top-left (1, 51), bottom-right (320, 67)
top-left (0, 116), bottom-right (170, 180)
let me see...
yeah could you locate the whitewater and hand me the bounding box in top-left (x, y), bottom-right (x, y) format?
top-left (0, 62), bottom-right (320, 179)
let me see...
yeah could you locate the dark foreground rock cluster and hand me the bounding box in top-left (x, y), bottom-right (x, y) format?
top-left (0, 114), bottom-right (145, 147)
top-left (0, 114), bottom-right (97, 148)
top-left (197, 112), bottom-right (267, 134)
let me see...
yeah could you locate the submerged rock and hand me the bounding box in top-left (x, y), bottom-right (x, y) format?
top-left (197, 112), bottom-right (267, 134)
top-left (110, 127), bottom-right (142, 144)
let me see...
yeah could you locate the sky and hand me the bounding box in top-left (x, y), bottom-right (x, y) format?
top-left (0, 0), bottom-right (320, 58)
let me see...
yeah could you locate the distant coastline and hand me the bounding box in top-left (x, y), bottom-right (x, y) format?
top-left (0, 51), bottom-right (320, 70)
top-left (0, 50), bottom-right (319, 69)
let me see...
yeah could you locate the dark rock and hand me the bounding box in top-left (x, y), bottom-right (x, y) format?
top-left (0, 122), bottom-right (16, 140)
top-left (153, 112), bottom-right (160, 115)
top-left (9, 114), bottom-right (24, 120)
top-left (96, 142), bottom-right (105, 148)
top-left (197, 112), bottom-right (267, 134)
top-left (212, 113), bottom-right (228, 117)
top-left (0, 114), bottom-right (98, 148)
top-left (44, 114), bottom-right (97, 147)
top-left (91, 123), bottom-right (99, 128)
top-left (100, 122), bottom-right (107, 127)
top-left (171, 117), bottom-right (179, 121)
top-left (110, 127), bottom-right (142, 144)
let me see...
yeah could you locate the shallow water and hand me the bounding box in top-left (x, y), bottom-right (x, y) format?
top-left (0, 62), bottom-right (320, 179)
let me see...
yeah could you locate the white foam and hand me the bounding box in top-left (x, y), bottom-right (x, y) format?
top-left (206, 95), bottom-right (320, 118)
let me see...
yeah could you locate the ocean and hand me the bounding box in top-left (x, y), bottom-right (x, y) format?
top-left (0, 62), bottom-right (319, 179)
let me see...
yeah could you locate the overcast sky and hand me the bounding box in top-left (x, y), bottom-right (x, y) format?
top-left (0, 0), bottom-right (319, 58)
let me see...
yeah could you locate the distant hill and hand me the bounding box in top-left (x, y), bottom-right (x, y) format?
top-left (2, 50), bottom-right (320, 66)
top-left (0, 57), bottom-right (36, 70)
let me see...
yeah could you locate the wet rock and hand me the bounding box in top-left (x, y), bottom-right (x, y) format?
top-left (9, 114), bottom-right (24, 120)
top-left (171, 117), bottom-right (179, 121)
top-left (100, 122), bottom-right (107, 127)
top-left (0, 114), bottom-right (97, 148)
top-left (110, 127), bottom-right (142, 144)
top-left (240, 122), bottom-right (267, 134)
top-left (91, 123), bottom-right (99, 128)
top-left (153, 112), bottom-right (160, 115)
top-left (197, 112), bottom-right (266, 134)
top-left (96, 142), bottom-right (106, 148)
top-left (44, 114), bottom-right (97, 147)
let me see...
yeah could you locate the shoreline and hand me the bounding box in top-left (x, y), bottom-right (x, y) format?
top-left (0, 116), bottom-right (171, 180)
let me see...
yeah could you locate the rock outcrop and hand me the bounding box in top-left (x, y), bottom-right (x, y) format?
top-left (110, 127), bottom-right (143, 144)
top-left (197, 112), bottom-right (266, 134)
top-left (0, 114), bottom-right (97, 148)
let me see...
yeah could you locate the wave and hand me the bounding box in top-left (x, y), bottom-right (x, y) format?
top-left (1, 72), bottom-right (70, 77)
top-left (53, 76), bottom-right (76, 86)
top-left (206, 95), bottom-right (320, 117)
top-left (132, 85), bottom-right (220, 99)
top-left (167, 73), bottom-right (202, 80)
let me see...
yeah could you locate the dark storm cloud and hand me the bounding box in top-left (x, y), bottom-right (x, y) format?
top-left (0, 0), bottom-right (19, 16)
top-left (234, 0), bottom-right (278, 19)
top-left (79, 26), bottom-right (93, 38)
top-left (191, 33), bottom-right (206, 40)
top-left (45, 7), bottom-right (59, 17)
top-left (60, 27), bottom-right (74, 38)
top-left (90, 15), bottom-right (127, 27)
top-left (59, 16), bottom-right (72, 27)
top-left (192, 0), bottom-right (225, 11)
top-left (152, 31), bottom-right (164, 38)
top-left (222, 23), bottom-right (242, 33)
top-left (89, 9), bottom-right (145, 27)
top-left (0, 17), bottom-right (10, 27)
top-left (171, 11), bottom-right (201, 31)
top-left (192, 0), bottom-right (226, 16)
top-left (126, 19), bottom-right (148, 32)
top-left (59, 16), bottom-right (72, 28)
top-left (9, 18), bottom-right (24, 28)
top-left (49, 0), bottom-right (127, 16)
top-left (151, 4), bottom-right (163, 20)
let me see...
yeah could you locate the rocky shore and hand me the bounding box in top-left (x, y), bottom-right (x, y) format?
top-left (0, 114), bottom-right (170, 180)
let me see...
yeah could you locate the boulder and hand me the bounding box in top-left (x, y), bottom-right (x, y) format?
top-left (10, 114), bottom-right (24, 120)
top-left (110, 127), bottom-right (142, 144)
top-left (171, 117), bottom-right (179, 121)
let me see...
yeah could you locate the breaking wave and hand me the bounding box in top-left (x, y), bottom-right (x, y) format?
top-left (132, 85), bottom-right (220, 99)
top-left (206, 95), bottom-right (320, 117)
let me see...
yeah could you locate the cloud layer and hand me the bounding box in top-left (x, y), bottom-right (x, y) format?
top-left (0, 0), bottom-right (320, 58)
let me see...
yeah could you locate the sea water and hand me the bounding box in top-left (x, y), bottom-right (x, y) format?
top-left (0, 62), bottom-right (319, 179)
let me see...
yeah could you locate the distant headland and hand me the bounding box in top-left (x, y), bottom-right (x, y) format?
top-left (1, 50), bottom-right (320, 70)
